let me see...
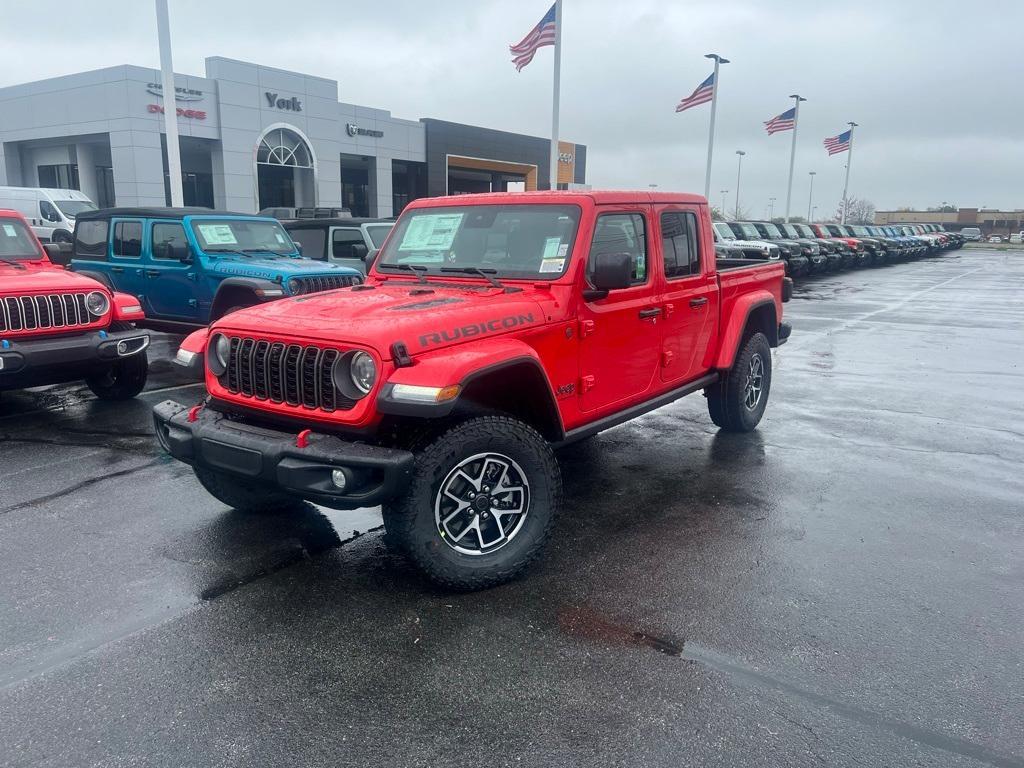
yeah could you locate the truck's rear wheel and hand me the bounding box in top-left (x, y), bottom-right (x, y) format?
top-left (85, 351), bottom-right (148, 400)
top-left (193, 465), bottom-right (299, 513)
top-left (383, 416), bottom-right (561, 591)
top-left (707, 332), bottom-right (772, 433)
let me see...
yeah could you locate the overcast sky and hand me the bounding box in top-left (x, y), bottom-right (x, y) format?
top-left (1, 0), bottom-right (1021, 215)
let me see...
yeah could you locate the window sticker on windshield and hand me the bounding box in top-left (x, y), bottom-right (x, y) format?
top-left (541, 236), bottom-right (562, 259)
top-left (539, 258), bottom-right (564, 273)
top-left (274, 232), bottom-right (286, 244)
top-left (398, 213), bottom-right (464, 251)
top-left (197, 223), bottom-right (238, 245)
top-left (1, 224), bottom-right (15, 237)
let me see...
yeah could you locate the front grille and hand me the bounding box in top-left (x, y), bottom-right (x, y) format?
top-left (294, 275), bottom-right (360, 295)
top-left (223, 336), bottom-right (354, 412)
top-left (0, 292), bottom-right (98, 333)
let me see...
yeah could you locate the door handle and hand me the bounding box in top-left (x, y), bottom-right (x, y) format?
top-left (145, 270), bottom-right (160, 278)
top-left (110, 266), bottom-right (124, 273)
top-left (639, 307), bottom-right (663, 320)
top-left (689, 297), bottom-right (709, 308)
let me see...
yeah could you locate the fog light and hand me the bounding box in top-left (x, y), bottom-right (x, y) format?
top-left (331, 469), bottom-right (348, 490)
top-left (117, 341), bottom-right (128, 355)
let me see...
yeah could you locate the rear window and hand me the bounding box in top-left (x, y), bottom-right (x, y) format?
top-left (74, 220), bottom-right (109, 260)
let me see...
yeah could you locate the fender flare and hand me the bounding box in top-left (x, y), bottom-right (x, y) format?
top-left (211, 277), bottom-right (282, 317)
top-left (713, 291), bottom-right (778, 370)
top-left (73, 270), bottom-right (114, 291)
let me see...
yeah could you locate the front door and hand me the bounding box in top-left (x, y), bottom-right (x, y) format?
top-left (141, 220), bottom-right (200, 321)
top-left (657, 208), bottom-right (718, 383)
top-left (577, 209), bottom-right (663, 413)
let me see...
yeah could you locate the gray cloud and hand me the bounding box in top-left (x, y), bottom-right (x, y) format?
top-left (1, 0), bottom-right (1020, 213)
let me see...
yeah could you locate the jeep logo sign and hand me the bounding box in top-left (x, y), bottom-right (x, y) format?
top-left (265, 92), bottom-right (302, 112)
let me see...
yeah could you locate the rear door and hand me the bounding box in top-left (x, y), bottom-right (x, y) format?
top-left (657, 206), bottom-right (718, 383)
top-left (142, 220), bottom-right (201, 321)
top-left (108, 218), bottom-right (147, 299)
top-left (577, 207), bottom-right (663, 413)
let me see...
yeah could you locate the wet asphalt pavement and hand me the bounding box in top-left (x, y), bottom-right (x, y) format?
top-left (1, 248), bottom-right (1022, 767)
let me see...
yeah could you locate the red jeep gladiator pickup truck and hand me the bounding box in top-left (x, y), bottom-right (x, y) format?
top-left (1, 209), bottom-right (150, 400)
top-left (154, 191), bottom-right (791, 589)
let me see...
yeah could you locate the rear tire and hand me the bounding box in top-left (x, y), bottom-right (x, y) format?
top-left (708, 332), bottom-right (772, 433)
top-left (85, 351), bottom-right (148, 400)
top-left (383, 416), bottom-right (561, 591)
top-left (193, 465), bottom-right (300, 513)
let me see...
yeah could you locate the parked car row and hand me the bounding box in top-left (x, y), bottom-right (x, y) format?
top-left (713, 220), bottom-right (963, 277)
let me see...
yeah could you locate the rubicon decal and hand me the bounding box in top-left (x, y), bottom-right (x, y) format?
top-left (419, 314), bottom-right (535, 347)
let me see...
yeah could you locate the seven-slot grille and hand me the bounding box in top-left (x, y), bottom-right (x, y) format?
top-left (223, 337), bottom-right (356, 412)
top-left (0, 292), bottom-right (100, 333)
top-left (292, 275), bottom-right (359, 294)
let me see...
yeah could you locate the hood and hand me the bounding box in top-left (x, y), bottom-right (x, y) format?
top-left (210, 257), bottom-right (359, 282)
top-left (213, 281), bottom-right (547, 359)
top-left (4, 262), bottom-right (109, 294)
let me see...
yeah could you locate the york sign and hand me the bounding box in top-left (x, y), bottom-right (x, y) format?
top-left (265, 92), bottom-right (302, 112)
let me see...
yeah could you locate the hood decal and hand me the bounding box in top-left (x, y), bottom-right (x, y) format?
top-left (418, 312), bottom-right (535, 348)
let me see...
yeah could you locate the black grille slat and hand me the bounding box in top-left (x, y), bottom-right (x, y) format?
top-left (220, 336), bottom-right (356, 412)
top-left (294, 274), bottom-right (358, 295)
top-left (0, 292), bottom-right (97, 332)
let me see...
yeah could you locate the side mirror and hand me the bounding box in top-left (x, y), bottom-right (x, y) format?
top-left (351, 243), bottom-right (368, 261)
top-left (363, 247), bottom-right (378, 270)
top-left (585, 252), bottom-right (633, 300)
top-left (294, 242), bottom-right (303, 255)
top-left (43, 242), bottom-right (72, 264)
top-left (178, 245), bottom-right (193, 264)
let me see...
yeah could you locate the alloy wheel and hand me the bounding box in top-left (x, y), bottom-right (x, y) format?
top-left (743, 354), bottom-right (764, 410)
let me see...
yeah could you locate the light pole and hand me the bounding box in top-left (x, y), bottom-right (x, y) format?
top-left (734, 150), bottom-right (745, 219)
top-left (703, 53), bottom-right (730, 201)
top-left (768, 197), bottom-right (776, 220)
top-left (783, 94), bottom-right (807, 222)
top-left (807, 171), bottom-right (816, 222)
top-left (840, 121), bottom-right (858, 224)
top-left (720, 189), bottom-right (729, 216)
top-left (811, 205), bottom-right (818, 221)
top-left (155, 0), bottom-right (183, 206)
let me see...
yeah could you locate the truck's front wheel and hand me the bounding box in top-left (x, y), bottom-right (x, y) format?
top-left (85, 352), bottom-right (148, 400)
top-left (707, 332), bottom-right (772, 432)
top-left (383, 416), bottom-right (561, 591)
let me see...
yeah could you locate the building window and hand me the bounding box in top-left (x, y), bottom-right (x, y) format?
top-left (164, 171), bottom-right (214, 208)
top-left (257, 129), bottom-right (313, 168)
top-left (392, 160), bottom-right (426, 215)
top-left (95, 167), bottom-right (115, 208)
top-left (38, 164), bottom-right (80, 190)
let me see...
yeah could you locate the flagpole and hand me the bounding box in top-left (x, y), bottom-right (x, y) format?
top-left (703, 53), bottom-right (729, 201)
top-left (155, 0), bottom-right (183, 206)
top-left (549, 0), bottom-right (563, 191)
top-left (840, 122), bottom-right (857, 224)
top-left (783, 94), bottom-right (806, 222)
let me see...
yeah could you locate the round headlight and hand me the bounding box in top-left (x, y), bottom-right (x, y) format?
top-left (86, 291), bottom-right (109, 317)
top-left (350, 351), bottom-right (377, 395)
top-left (208, 333), bottom-right (231, 377)
top-left (287, 278), bottom-right (303, 295)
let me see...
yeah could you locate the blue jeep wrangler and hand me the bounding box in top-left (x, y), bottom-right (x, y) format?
top-left (70, 207), bottom-right (361, 330)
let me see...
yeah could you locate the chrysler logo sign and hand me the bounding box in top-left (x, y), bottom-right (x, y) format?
top-left (146, 82), bottom-right (204, 102)
top-left (347, 123), bottom-right (384, 138)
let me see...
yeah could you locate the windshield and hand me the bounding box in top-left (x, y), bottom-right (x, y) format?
top-left (733, 222), bottom-right (761, 240)
top-left (366, 224), bottom-right (393, 249)
top-left (376, 204), bottom-right (581, 280)
top-left (0, 218), bottom-right (43, 261)
top-left (190, 218), bottom-right (297, 255)
top-left (761, 223), bottom-right (784, 238)
top-left (54, 200), bottom-right (97, 218)
top-left (778, 224), bottom-right (799, 238)
top-left (795, 224), bottom-right (815, 238)
top-left (713, 222), bottom-right (734, 240)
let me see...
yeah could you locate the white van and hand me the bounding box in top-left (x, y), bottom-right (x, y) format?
top-left (0, 187), bottom-right (97, 243)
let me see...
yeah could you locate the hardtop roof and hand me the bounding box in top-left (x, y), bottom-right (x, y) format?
top-left (74, 207), bottom-right (264, 221)
top-left (406, 190), bottom-right (708, 208)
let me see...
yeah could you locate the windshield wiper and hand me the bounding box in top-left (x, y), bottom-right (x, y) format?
top-left (440, 266), bottom-right (520, 292)
top-left (0, 257), bottom-right (27, 270)
top-left (377, 263), bottom-right (428, 284)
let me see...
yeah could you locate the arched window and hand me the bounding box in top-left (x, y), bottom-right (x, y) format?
top-left (256, 128), bottom-right (313, 168)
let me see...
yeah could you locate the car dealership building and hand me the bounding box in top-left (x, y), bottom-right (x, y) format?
top-left (0, 57), bottom-right (587, 218)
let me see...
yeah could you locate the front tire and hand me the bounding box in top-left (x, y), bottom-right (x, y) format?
top-left (383, 416), bottom-right (561, 591)
top-left (193, 465), bottom-right (300, 513)
top-left (85, 351), bottom-right (148, 400)
top-left (707, 332), bottom-right (772, 433)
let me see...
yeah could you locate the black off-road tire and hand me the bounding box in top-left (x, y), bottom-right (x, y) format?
top-left (193, 465), bottom-right (300, 513)
top-left (383, 416), bottom-right (561, 591)
top-left (707, 332), bottom-right (772, 433)
top-left (85, 351), bottom-right (149, 400)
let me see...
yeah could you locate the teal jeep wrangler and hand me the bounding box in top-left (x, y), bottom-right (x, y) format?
top-left (70, 207), bottom-right (361, 331)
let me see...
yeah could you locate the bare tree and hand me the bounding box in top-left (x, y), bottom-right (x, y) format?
top-left (711, 206), bottom-right (725, 221)
top-left (835, 197), bottom-right (876, 224)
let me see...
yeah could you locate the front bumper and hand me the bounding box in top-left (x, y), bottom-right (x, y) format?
top-left (0, 328), bottom-right (149, 389)
top-left (152, 401), bottom-right (415, 510)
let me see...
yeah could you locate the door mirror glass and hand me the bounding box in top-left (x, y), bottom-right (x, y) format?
top-left (351, 243), bottom-right (368, 261)
top-left (589, 252), bottom-right (634, 292)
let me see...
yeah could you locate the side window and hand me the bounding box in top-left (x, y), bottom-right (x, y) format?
top-left (152, 222), bottom-right (188, 260)
top-left (40, 200), bottom-right (61, 223)
top-left (660, 212), bottom-right (701, 279)
top-left (331, 228), bottom-right (364, 260)
top-left (588, 213), bottom-right (647, 285)
top-left (288, 227), bottom-right (327, 260)
top-left (73, 220), bottom-right (109, 260)
top-left (113, 221), bottom-right (143, 258)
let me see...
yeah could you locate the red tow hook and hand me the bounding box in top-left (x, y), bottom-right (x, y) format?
top-left (296, 429), bottom-right (312, 449)
top-left (187, 404), bottom-right (203, 423)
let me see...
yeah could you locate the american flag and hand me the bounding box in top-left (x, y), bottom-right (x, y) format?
top-left (675, 73), bottom-right (715, 113)
top-left (824, 130), bottom-right (852, 155)
top-left (510, 4), bottom-right (557, 72)
top-left (764, 108), bottom-right (796, 135)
